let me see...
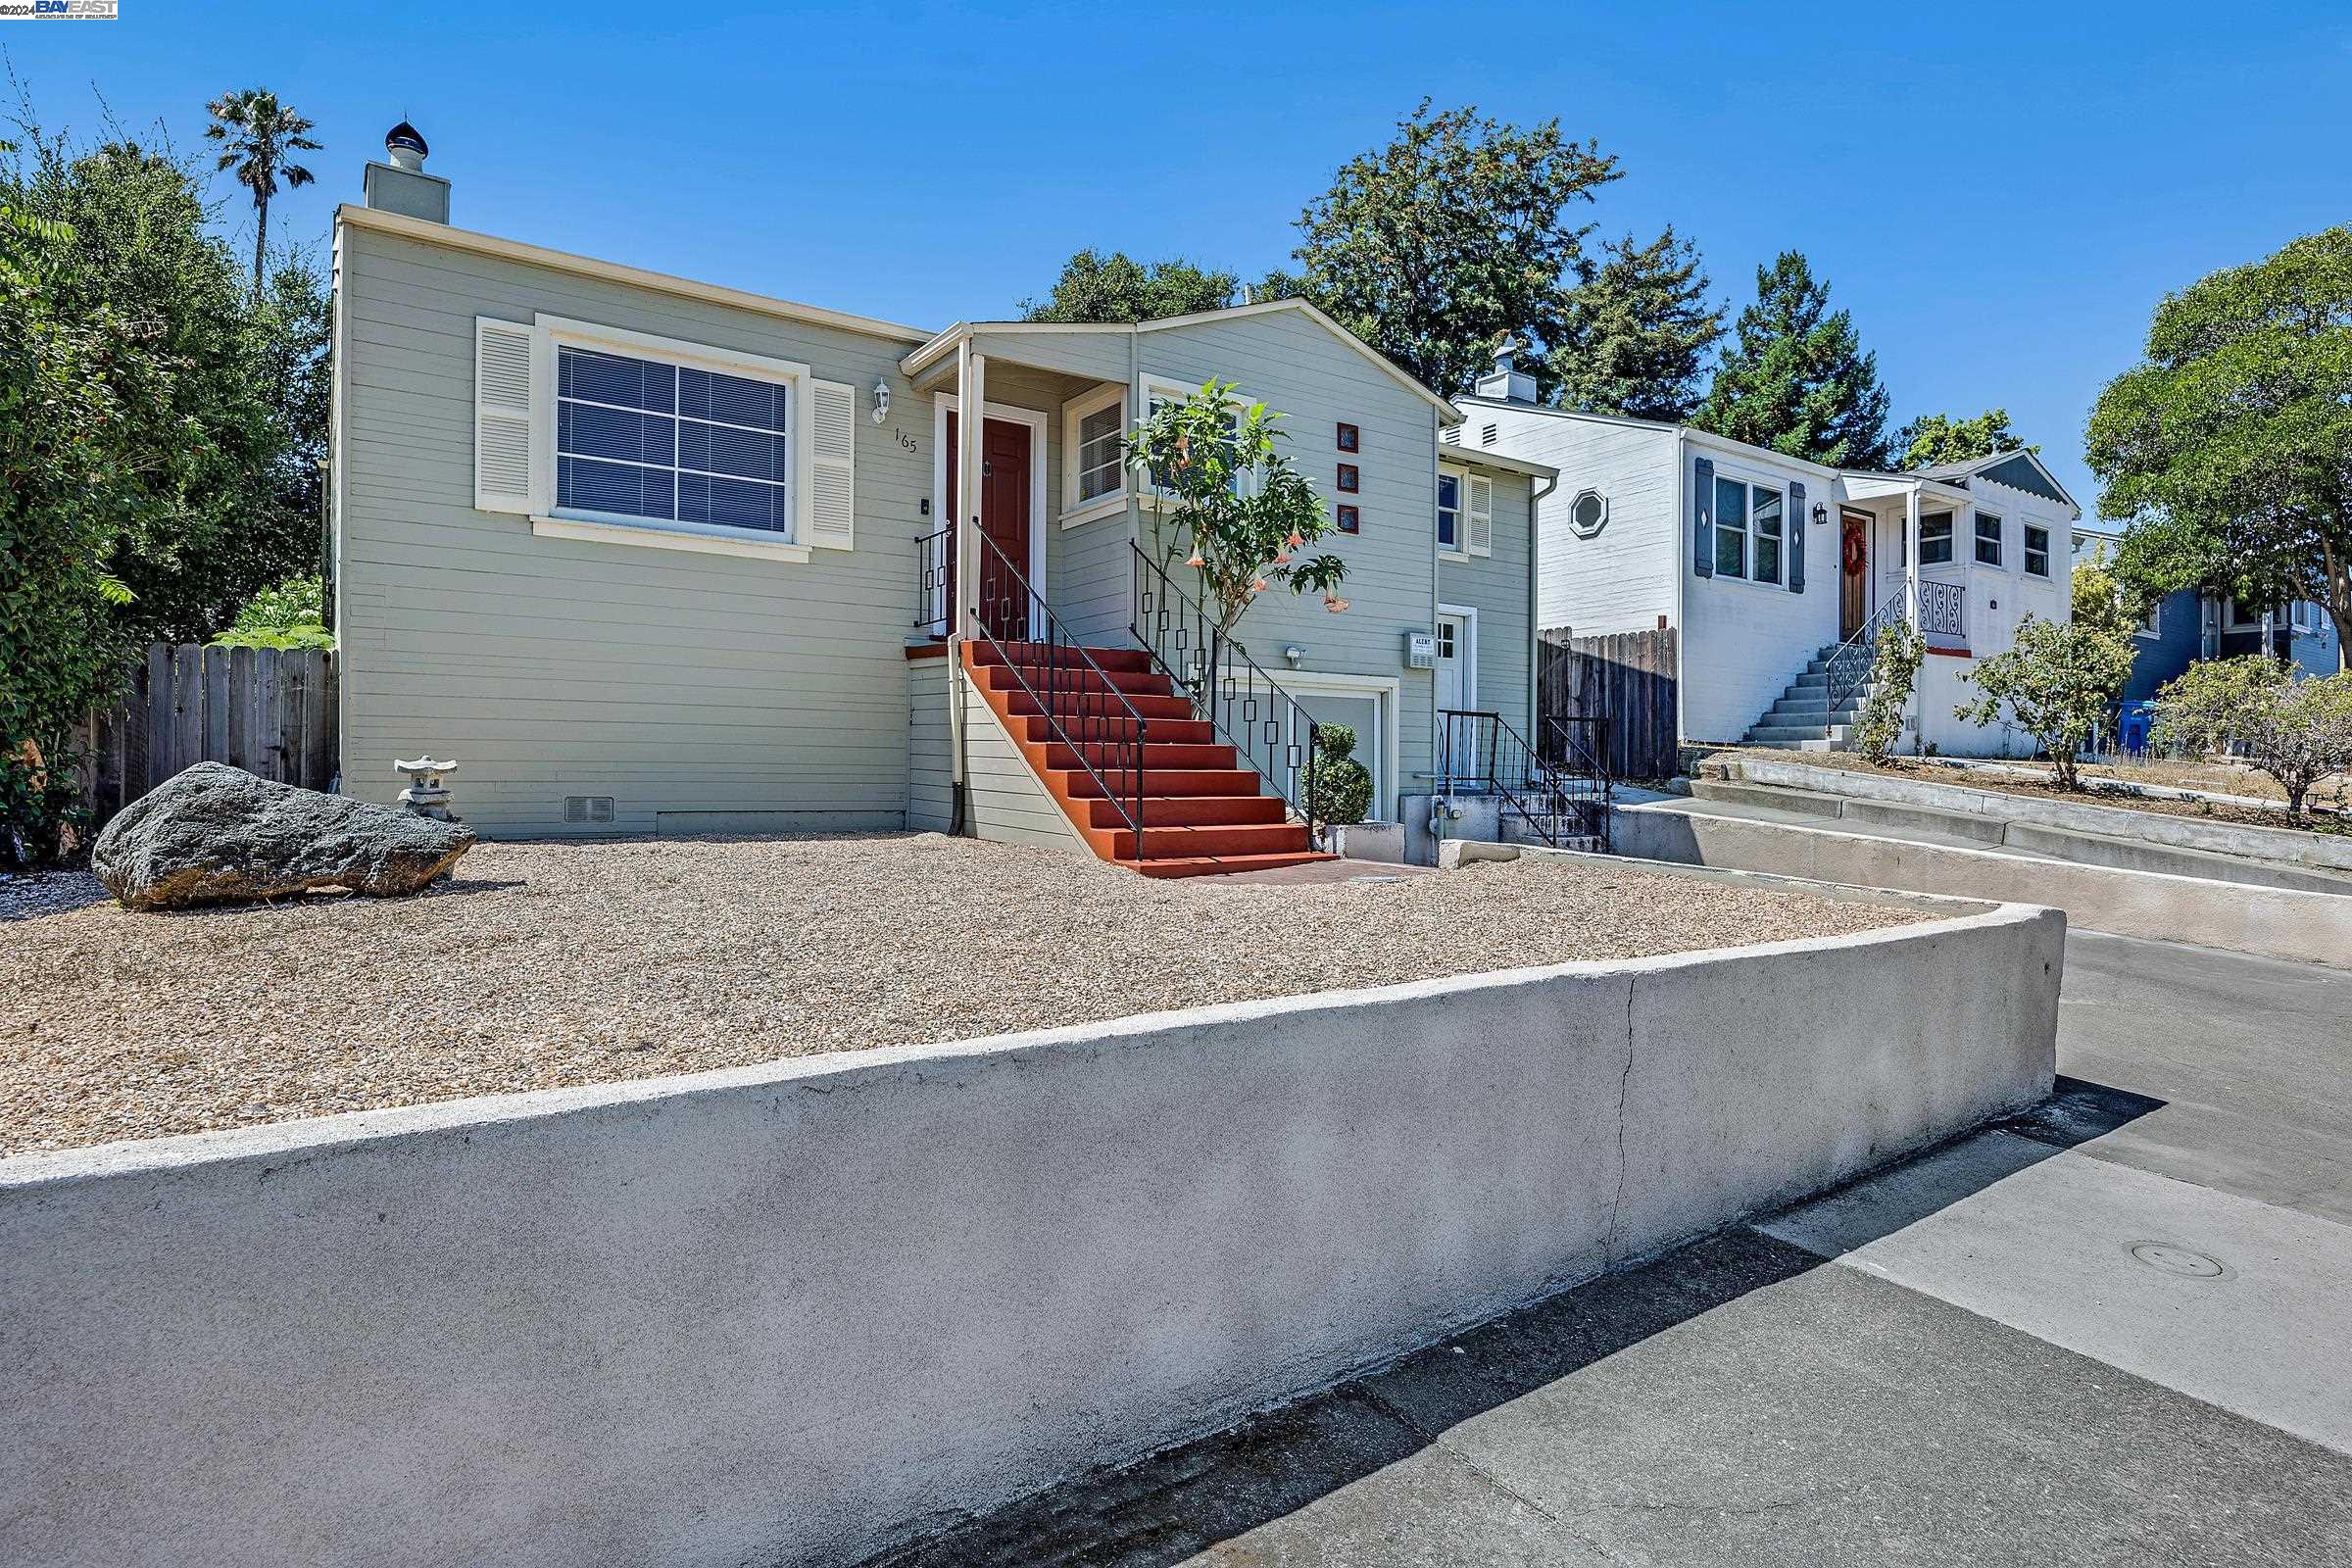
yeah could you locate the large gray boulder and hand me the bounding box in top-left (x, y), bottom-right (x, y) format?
top-left (93, 762), bottom-right (476, 910)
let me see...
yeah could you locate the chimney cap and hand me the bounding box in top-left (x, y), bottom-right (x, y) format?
top-left (385, 121), bottom-right (428, 159)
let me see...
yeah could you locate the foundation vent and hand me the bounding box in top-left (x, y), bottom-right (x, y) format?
top-left (562, 795), bottom-right (615, 825)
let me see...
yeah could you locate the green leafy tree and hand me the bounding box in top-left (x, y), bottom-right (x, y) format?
top-left (17, 127), bottom-right (324, 643)
top-left (2087, 227), bottom-right (2352, 670)
top-left (1020, 249), bottom-right (1236, 323)
top-left (2151, 657), bottom-right (2352, 818)
top-left (1693, 251), bottom-right (1892, 468)
top-left (1548, 226), bottom-right (1723, 421)
top-left (1854, 618), bottom-right (1926, 765)
top-left (0, 188), bottom-right (188, 862)
top-left (1284, 100), bottom-right (1620, 397)
top-left (2071, 556), bottom-right (2144, 644)
top-left (213, 574), bottom-right (332, 650)
top-left (1893, 409), bottom-right (2030, 469)
top-left (204, 87), bottom-right (318, 298)
top-left (1123, 380), bottom-right (1345, 642)
top-left (1954, 615), bottom-right (2137, 789)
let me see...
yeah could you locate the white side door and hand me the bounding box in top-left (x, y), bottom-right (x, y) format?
top-left (1435, 612), bottom-right (1472, 713)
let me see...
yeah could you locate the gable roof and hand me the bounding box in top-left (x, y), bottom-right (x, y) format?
top-left (1914, 448), bottom-right (2080, 514)
top-left (901, 298), bottom-right (1463, 422)
top-left (336, 204), bottom-right (933, 344)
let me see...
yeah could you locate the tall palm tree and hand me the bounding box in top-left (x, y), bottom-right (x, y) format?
top-left (205, 89), bottom-right (320, 298)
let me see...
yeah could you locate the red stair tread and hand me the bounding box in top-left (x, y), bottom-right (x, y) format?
top-left (961, 642), bottom-right (1326, 879)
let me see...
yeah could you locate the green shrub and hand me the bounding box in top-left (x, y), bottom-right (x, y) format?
top-left (212, 574), bottom-right (332, 649)
top-left (1854, 618), bottom-right (1924, 765)
top-left (1955, 615), bottom-right (2137, 789)
top-left (2152, 657), bottom-right (2352, 817)
top-left (1308, 722), bottom-right (1374, 825)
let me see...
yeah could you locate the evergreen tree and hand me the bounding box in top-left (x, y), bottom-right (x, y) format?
top-left (1694, 251), bottom-right (1892, 467)
top-left (1548, 226), bottom-right (1722, 421)
top-left (1893, 408), bottom-right (2030, 469)
top-left (1021, 249), bottom-right (1236, 322)
top-left (1285, 101), bottom-right (1619, 397)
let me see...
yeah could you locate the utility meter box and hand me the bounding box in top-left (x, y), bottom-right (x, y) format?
top-left (1404, 631), bottom-right (1437, 669)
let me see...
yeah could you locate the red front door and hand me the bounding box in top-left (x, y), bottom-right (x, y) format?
top-left (946, 414), bottom-right (1035, 642)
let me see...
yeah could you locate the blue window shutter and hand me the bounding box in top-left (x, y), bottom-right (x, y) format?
top-left (1788, 480), bottom-right (1806, 593)
top-left (1692, 456), bottom-right (1714, 578)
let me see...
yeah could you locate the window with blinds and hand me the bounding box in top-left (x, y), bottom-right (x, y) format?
top-left (556, 345), bottom-right (793, 534)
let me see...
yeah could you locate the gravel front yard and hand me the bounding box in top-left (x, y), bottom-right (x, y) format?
top-left (2, 834), bottom-right (1929, 1155)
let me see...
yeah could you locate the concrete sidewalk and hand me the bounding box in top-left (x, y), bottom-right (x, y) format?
top-left (862, 933), bottom-right (2352, 1567)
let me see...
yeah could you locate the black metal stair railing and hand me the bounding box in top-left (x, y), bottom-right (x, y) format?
top-left (1440, 709), bottom-right (1612, 851)
top-left (967, 527), bottom-right (1150, 864)
top-left (912, 523), bottom-right (953, 637)
top-left (1824, 596), bottom-right (1906, 716)
top-left (1129, 544), bottom-right (1321, 847)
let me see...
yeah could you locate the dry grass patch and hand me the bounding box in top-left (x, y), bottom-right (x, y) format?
top-left (3, 833), bottom-right (1930, 1155)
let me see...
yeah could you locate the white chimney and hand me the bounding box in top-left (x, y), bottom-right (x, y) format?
top-left (1473, 335), bottom-right (1539, 404)
top-left (364, 121), bottom-right (450, 223)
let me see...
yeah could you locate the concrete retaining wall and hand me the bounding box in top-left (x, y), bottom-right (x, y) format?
top-left (1616, 803), bottom-right (2352, 966)
top-left (1733, 755), bottom-right (2352, 875)
top-left (0, 909), bottom-right (2060, 1568)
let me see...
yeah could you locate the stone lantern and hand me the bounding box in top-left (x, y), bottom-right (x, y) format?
top-left (394, 757), bottom-right (459, 820)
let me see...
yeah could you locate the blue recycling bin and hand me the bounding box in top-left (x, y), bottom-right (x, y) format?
top-left (2117, 700), bottom-right (2156, 756)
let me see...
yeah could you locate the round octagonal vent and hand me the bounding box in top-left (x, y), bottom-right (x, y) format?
top-left (1569, 487), bottom-right (1609, 538)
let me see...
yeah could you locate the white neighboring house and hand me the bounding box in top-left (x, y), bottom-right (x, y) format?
top-left (1457, 348), bottom-right (2080, 757)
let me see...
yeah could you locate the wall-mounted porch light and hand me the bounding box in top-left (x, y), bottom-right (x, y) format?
top-left (1283, 645), bottom-right (1304, 667)
top-left (871, 379), bottom-right (891, 424)
top-left (1811, 502), bottom-right (1830, 525)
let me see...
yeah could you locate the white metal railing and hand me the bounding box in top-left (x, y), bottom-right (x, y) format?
top-left (1918, 578), bottom-right (1966, 641)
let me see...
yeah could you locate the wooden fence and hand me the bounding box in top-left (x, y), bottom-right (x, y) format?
top-left (1538, 627), bottom-right (1679, 784)
top-left (78, 645), bottom-right (338, 823)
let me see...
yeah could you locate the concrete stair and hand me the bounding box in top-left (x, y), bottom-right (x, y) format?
top-left (1742, 645), bottom-right (1875, 751)
top-left (963, 641), bottom-right (1337, 879)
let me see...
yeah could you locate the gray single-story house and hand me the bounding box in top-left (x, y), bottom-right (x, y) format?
top-left (332, 128), bottom-right (1552, 873)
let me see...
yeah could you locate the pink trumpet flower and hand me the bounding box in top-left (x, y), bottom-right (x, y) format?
top-left (1323, 595), bottom-right (1350, 612)
top-left (1272, 551), bottom-right (1293, 564)
top-left (1250, 577), bottom-right (1268, 593)
top-left (1285, 529), bottom-right (1306, 550)
top-left (1185, 553), bottom-right (1205, 568)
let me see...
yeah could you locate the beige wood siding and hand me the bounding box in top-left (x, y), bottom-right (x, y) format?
top-left (1137, 310), bottom-right (1440, 810)
top-left (334, 224), bottom-right (933, 837)
top-left (1439, 471), bottom-right (1536, 734)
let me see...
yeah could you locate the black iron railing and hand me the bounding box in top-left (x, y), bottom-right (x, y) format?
top-left (1825, 596), bottom-right (1906, 716)
top-left (971, 528), bottom-right (1149, 863)
top-left (1440, 709), bottom-right (1610, 851)
top-left (1129, 544), bottom-right (1320, 846)
top-left (1919, 577), bottom-right (1967, 641)
top-left (913, 523), bottom-right (953, 637)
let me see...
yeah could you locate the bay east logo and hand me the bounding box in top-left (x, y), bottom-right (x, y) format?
top-left (0, 0), bottom-right (121, 17)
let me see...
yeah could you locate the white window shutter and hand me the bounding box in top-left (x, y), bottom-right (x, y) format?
top-left (473, 318), bottom-right (536, 514)
top-left (1467, 474), bottom-right (1494, 558)
top-left (806, 377), bottom-right (857, 550)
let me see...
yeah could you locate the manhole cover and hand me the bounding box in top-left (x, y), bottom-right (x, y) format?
top-left (2129, 1242), bottom-right (2227, 1279)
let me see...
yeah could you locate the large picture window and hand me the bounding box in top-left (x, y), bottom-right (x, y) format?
top-left (556, 345), bottom-right (792, 534)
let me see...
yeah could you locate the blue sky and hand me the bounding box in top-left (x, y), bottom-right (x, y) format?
top-left (12, 0), bottom-right (2350, 512)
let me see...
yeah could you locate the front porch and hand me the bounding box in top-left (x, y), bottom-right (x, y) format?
top-left (1836, 475), bottom-right (1980, 658)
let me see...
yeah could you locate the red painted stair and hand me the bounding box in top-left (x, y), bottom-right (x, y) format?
top-left (963, 642), bottom-right (1337, 878)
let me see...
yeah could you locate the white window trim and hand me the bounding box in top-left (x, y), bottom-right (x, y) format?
top-left (1436, 603), bottom-right (1479, 712)
top-left (1277, 669), bottom-right (1402, 822)
top-left (2023, 521), bottom-right (2052, 579)
top-left (533, 314), bottom-right (815, 551)
top-left (1136, 375), bottom-right (1261, 511)
top-left (1709, 469), bottom-right (1786, 588)
top-left (1919, 510), bottom-right (1957, 568)
top-left (930, 393), bottom-right (1049, 599)
top-left (1059, 381), bottom-right (1128, 529)
top-left (1438, 466), bottom-right (1470, 563)
top-left (1974, 511), bottom-right (2005, 568)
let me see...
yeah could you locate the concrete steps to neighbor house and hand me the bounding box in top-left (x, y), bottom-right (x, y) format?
top-left (1679, 777), bottom-right (2352, 896)
top-left (961, 642), bottom-right (1336, 879)
top-left (1742, 643), bottom-right (1879, 752)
